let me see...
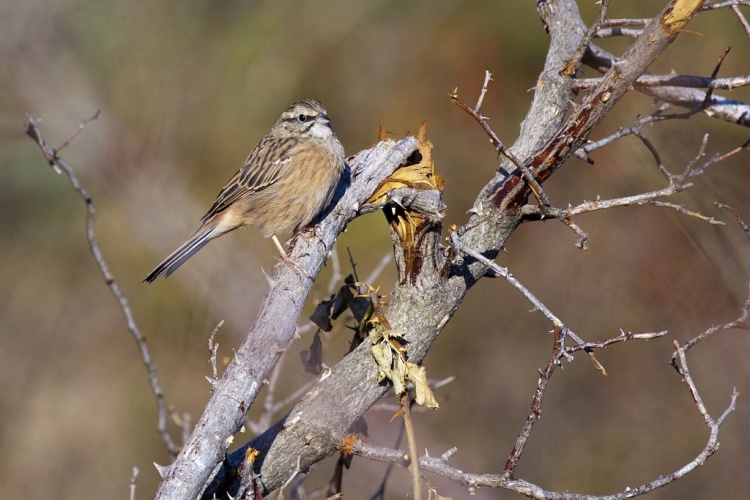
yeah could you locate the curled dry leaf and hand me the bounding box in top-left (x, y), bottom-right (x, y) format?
top-left (405, 362), bottom-right (439, 409)
top-left (368, 317), bottom-right (439, 409)
top-left (367, 123), bottom-right (445, 279)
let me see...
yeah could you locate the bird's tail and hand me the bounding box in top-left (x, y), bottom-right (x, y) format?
top-left (143, 226), bottom-right (218, 283)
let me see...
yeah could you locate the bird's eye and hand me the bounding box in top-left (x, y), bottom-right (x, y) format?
top-left (297, 114), bottom-right (308, 123)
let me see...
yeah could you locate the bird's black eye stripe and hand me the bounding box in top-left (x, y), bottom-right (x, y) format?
top-left (297, 113), bottom-right (312, 123)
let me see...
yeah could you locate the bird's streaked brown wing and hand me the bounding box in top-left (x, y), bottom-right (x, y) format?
top-left (200, 136), bottom-right (298, 224)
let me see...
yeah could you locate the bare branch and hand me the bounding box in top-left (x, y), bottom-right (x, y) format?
top-left (528, 137), bottom-right (746, 229)
top-left (450, 72), bottom-right (550, 206)
top-left (730, 4), bottom-right (750, 36)
top-left (276, 455), bottom-right (304, 500)
top-left (54, 109), bottom-right (101, 154)
top-left (595, 27), bottom-right (643, 38)
top-left (156, 137), bottom-right (419, 499)
top-left (649, 200), bottom-right (724, 224)
top-left (563, 0), bottom-right (610, 76)
top-left (364, 252), bottom-right (394, 286)
top-left (673, 281), bottom-right (750, 356)
top-left (599, 17), bottom-right (650, 27)
top-left (566, 330), bottom-right (668, 354)
top-left (24, 114), bottom-right (181, 457)
top-left (400, 394), bottom-right (423, 500)
top-left (129, 467), bottom-right (139, 500)
top-left (582, 45), bottom-right (750, 127)
top-left (716, 202), bottom-right (750, 238)
top-left (449, 232), bottom-right (585, 355)
top-left (573, 73), bottom-right (750, 92)
top-left (350, 315), bottom-right (738, 499)
top-left (207, 320), bottom-right (224, 383)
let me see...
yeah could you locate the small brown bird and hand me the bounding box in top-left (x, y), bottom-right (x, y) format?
top-left (144, 99), bottom-right (345, 282)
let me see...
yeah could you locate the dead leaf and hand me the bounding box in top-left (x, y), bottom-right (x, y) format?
top-left (406, 362), bottom-right (439, 409)
top-left (301, 330), bottom-right (324, 375)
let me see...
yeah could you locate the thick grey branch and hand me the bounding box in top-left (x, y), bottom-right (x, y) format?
top-left (155, 137), bottom-right (418, 500)
top-left (202, 1), bottom-right (726, 497)
top-left (204, 0), bottom-right (590, 496)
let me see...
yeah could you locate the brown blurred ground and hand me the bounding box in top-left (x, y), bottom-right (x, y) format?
top-left (1, 1), bottom-right (749, 498)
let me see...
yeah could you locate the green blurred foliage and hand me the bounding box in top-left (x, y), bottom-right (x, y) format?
top-left (1, 1), bottom-right (748, 498)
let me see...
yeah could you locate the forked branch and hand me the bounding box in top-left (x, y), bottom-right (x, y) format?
top-left (24, 114), bottom-right (181, 457)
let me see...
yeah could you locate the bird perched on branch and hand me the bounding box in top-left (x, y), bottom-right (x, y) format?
top-left (144, 98), bottom-right (345, 283)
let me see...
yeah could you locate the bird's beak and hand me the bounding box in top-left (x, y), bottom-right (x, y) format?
top-left (317, 113), bottom-right (332, 128)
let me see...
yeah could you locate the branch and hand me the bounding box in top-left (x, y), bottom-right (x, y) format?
top-left (523, 134), bottom-right (748, 232)
top-left (400, 394), bottom-right (423, 500)
top-left (673, 281), bottom-right (750, 356)
top-left (350, 312), bottom-right (737, 500)
top-left (563, 0), bottom-right (610, 77)
top-left (572, 72), bottom-right (750, 92)
top-left (24, 114), bottom-right (181, 457)
top-left (450, 71), bottom-right (550, 206)
top-left (449, 232), bottom-right (584, 354)
top-left (525, 0), bottom-right (712, 191)
top-left (582, 42), bottom-right (750, 127)
top-left (155, 137), bottom-right (419, 499)
top-left (201, 1), bottom-right (724, 495)
top-left (716, 202), bottom-right (750, 238)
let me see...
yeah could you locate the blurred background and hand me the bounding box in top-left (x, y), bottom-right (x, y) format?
top-left (2, 1), bottom-right (749, 498)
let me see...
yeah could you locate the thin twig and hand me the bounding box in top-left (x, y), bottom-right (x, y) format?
top-left (364, 252), bottom-right (394, 287)
top-left (566, 329), bottom-right (668, 355)
top-left (532, 136), bottom-right (747, 230)
top-left (450, 72), bottom-right (549, 206)
top-left (716, 202), bottom-right (750, 238)
top-left (129, 467), bottom-right (139, 500)
top-left (504, 324), bottom-right (566, 476)
top-left (576, 105), bottom-right (668, 158)
top-left (327, 248), bottom-right (343, 295)
top-left (649, 200), bottom-right (724, 224)
top-left (277, 455), bottom-right (304, 500)
top-left (55, 109), bottom-right (101, 154)
top-left (400, 394), bottom-right (422, 500)
top-left (208, 320), bottom-right (224, 382)
top-left (271, 376), bottom-right (321, 415)
top-left (731, 4), bottom-right (750, 36)
top-left (572, 73), bottom-right (750, 92)
top-left (449, 233), bottom-right (585, 355)
top-left (673, 281), bottom-right (750, 357)
top-left (563, 0), bottom-right (610, 76)
top-left (24, 114), bottom-right (180, 457)
top-left (664, 47), bottom-right (732, 120)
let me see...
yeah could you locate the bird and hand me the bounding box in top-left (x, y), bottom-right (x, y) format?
top-left (144, 98), bottom-right (346, 283)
